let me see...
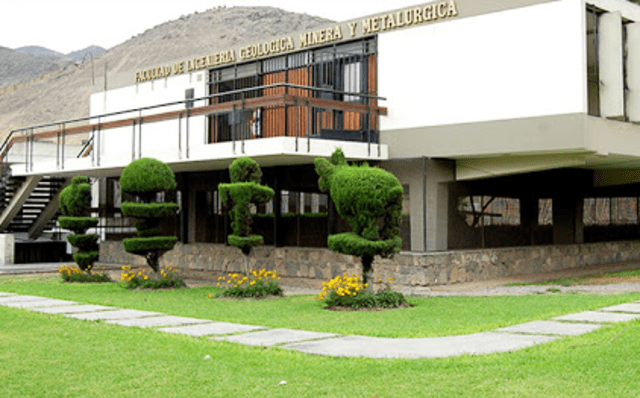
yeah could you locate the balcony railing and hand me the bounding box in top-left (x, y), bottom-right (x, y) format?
top-left (0, 83), bottom-right (387, 174)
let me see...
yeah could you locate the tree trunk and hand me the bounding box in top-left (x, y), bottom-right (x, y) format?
top-left (243, 254), bottom-right (249, 275)
top-left (361, 254), bottom-right (374, 289)
top-left (147, 251), bottom-right (159, 273)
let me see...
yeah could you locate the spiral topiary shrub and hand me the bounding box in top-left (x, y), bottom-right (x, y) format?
top-left (219, 157), bottom-right (274, 264)
top-left (120, 158), bottom-right (179, 273)
top-left (58, 176), bottom-right (99, 271)
top-left (315, 148), bottom-right (403, 285)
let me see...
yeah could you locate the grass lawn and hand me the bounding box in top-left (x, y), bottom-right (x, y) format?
top-left (1, 300), bottom-right (640, 397)
top-left (1, 274), bottom-right (640, 338)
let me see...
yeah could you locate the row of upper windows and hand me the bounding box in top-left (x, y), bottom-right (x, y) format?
top-left (586, 5), bottom-right (638, 121)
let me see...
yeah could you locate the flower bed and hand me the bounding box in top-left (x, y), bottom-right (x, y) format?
top-left (211, 269), bottom-right (283, 298)
top-left (58, 264), bottom-right (110, 283)
top-left (120, 265), bottom-right (185, 289)
top-left (317, 274), bottom-right (408, 310)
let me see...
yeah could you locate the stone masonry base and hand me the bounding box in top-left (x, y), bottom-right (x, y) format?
top-left (99, 240), bottom-right (640, 289)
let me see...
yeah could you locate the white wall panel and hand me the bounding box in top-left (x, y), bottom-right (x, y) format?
top-left (378, 0), bottom-right (585, 130)
top-left (598, 11), bottom-right (624, 119)
top-left (628, 22), bottom-right (640, 122)
top-left (90, 71), bottom-right (207, 165)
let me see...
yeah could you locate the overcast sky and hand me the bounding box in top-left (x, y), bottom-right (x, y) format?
top-left (3, 0), bottom-right (427, 54)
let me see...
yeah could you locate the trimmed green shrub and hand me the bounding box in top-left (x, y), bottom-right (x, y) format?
top-left (58, 217), bottom-right (99, 232)
top-left (121, 202), bottom-right (179, 218)
top-left (73, 252), bottom-right (100, 270)
top-left (315, 148), bottom-right (403, 284)
top-left (219, 157), bottom-right (274, 256)
top-left (122, 236), bottom-right (178, 253)
top-left (119, 158), bottom-right (177, 194)
top-left (120, 158), bottom-right (179, 273)
top-left (58, 176), bottom-right (99, 273)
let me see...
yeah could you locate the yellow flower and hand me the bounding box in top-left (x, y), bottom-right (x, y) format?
top-left (208, 294), bottom-right (212, 298)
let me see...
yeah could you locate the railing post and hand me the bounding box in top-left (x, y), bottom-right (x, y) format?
top-left (138, 116), bottom-right (143, 159)
top-left (307, 100), bottom-right (312, 153)
top-left (294, 98), bottom-right (299, 152)
top-left (97, 117), bottom-right (101, 167)
top-left (241, 94), bottom-right (245, 154)
top-left (178, 113), bottom-right (182, 160)
top-left (91, 126), bottom-right (96, 167)
top-left (232, 104), bottom-right (236, 154)
top-left (186, 109), bottom-right (190, 159)
top-left (30, 129), bottom-right (35, 172)
top-left (367, 110), bottom-right (371, 157)
top-left (56, 126), bottom-right (61, 170)
top-left (61, 124), bottom-right (65, 170)
top-left (131, 119), bottom-right (136, 161)
top-left (24, 132), bottom-right (29, 173)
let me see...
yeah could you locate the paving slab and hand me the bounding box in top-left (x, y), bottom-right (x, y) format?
top-left (30, 304), bottom-right (117, 314)
top-left (599, 303), bottom-right (640, 314)
top-left (553, 311), bottom-right (640, 323)
top-left (0, 295), bottom-right (53, 304)
top-left (105, 315), bottom-right (211, 328)
top-left (281, 332), bottom-right (557, 359)
top-left (65, 309), bottom-right (163, 321)
top-left (212, 328), bottom-right (339, 347)
top-left (159, 322), bottom-right (266, 337)
top-left (496, 321), bottom-right (602, 336)
top-left (2, 299), bottom-right (78, 309)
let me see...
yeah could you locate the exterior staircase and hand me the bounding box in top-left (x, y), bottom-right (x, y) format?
top-left (0, 175), bottom-right (68, 237)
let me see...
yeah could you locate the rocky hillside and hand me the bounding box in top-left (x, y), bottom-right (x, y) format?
top-left (0, 7), bottom-right (330, 140)
top-left (0, 47), bottom-right (71, 89)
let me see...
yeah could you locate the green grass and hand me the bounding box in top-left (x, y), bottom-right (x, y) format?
top-left (1, 304), bottom-right (640, 397)
top-left (509, 268), bottom-right (640, 287)
top-left (1, 274), bottom-right (640, 338)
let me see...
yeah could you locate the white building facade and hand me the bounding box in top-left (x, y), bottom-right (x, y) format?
top-left (2, 0), bottom-right (640, 274)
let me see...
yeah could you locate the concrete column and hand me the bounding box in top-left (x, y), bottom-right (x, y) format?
top-left (520, 196), bottom-right (537, 245)
top-left (552, 195), bottom-right (584, 245)
top-left (627, 23), bottom-right (640, 122)
top-left (0, 234), bottom-right (14, 264)
top-left (599, 11), bottom-right (624, 119)
top-left (382, 159), bottom-right (455, 252)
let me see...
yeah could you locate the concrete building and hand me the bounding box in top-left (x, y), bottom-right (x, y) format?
top-left (2, 0), bottom-right (640, 285)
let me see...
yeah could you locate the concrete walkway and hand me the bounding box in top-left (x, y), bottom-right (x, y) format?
top-left (2, 291), bottom-right (640, 359)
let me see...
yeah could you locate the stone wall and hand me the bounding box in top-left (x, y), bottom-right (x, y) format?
top-left (99, 240), bottom-right (640, 288)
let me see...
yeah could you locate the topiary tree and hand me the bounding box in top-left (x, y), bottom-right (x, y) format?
top-left (218, 157), bottom-right (274, 273)
top-left (58, 176), bottom-right (99, 271)
top-left (120, 158), bottom-right (179, 272)
top-left (315, 148), bottom-right (403, 285)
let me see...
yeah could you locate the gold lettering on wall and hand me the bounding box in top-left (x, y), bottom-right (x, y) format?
top-left (134, 1), bottom-right (459, 82)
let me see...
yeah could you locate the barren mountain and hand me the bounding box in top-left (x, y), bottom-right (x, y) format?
top-left (0, 47), bottom-right (71, 89)
top-left (16, 46), bottom-right (66, 58)
top-left (0, 6), bottom-right (330, 140)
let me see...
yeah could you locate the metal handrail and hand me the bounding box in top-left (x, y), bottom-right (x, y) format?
top-left (76, 136), bottom-right (94, 158)
top-left (0, 82), bottom-right (385, 161)
top-left (0, 83), bottom-right (387, 163)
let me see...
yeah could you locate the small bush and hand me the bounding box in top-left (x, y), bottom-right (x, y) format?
top-left (58, 264), bottom-right (110, 283)
top-left (119, 158), bottom-right (177, 194)
top-left (58, 217), bottom-right (99, 232)
top-left (212, 269), bottom-right (283, 298)
top-left (120, 265), bottom-right (185, 289)
top-left (120, 202), bottom-right (179, 218)
top-left (317, 274), bottom-right (408, 310)
top-left (122, 236), bottom-right (178, 254)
